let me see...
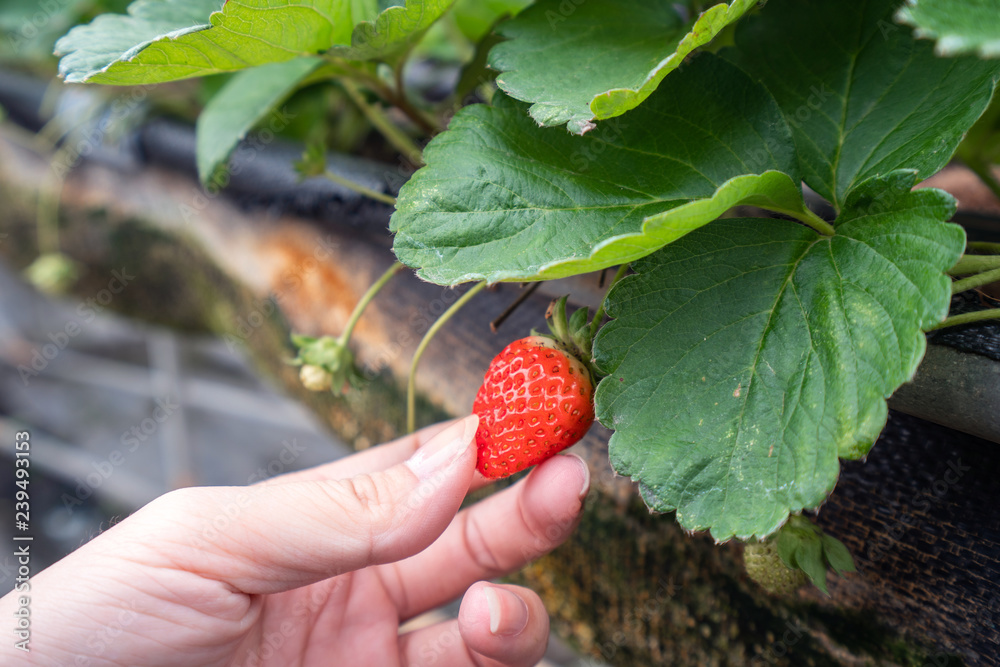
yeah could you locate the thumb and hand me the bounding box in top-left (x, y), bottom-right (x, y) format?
top-left (137, 415), bottom-right (479, 594)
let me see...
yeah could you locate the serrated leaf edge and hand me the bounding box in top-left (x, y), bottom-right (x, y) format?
top-left (588, 0), bottom-right (757, 127)
top-left (896, 4), bottom-right (1000, 58)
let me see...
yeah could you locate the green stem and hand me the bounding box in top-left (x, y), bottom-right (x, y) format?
top-left (950, 254), bottom-right (1000, 275)
top-left (928, 308), bottom-right (1000, 331)
top-left (790, 207), bottom-right (836, 236)
top-left (390, 56), bottom-right (442, 136)
top-left (37, 143), bottom-right (77, 254)
top-left (589, 264), bottom-right (631, 340)
top-left (968, 241), bottom-right (1000, 255)
top-left (337, 262), bottom-right (404, 346)
top-left (324, 57), bottom-right (440, 136)
top-left (341, 79), bottom-right (424, 166)
top-left (952, 267), bottom-right (1000, 295)
top-left (323, 170), bottom-right (396, 206)
top-left (407, 281), bottom-right (487, 433)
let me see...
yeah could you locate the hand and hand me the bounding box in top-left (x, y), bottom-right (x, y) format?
top-left (0, 415), bottom-right (591, 666)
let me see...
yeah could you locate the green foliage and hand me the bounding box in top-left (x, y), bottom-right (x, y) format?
top-left (452, 0), bottom-right (532, 42)
top-left (54, 0), bottom-right (449, 84)
top-left (897, 0), bottom-right (1000, 58)
top-left (327, 0), bottom-right (456, 64)
top-left (0, 0), bottom-right (91, 62)
top-left (488, 0), bottom-right (756, 134)
top-left (392, 54), bottom-right (811, 284)
top-left (728, 0), bottom-right (1000, 211)
top-left (291, 334), bottom-right (363, 396)
top-left (196, 57), bottom-right (323, 184)
top-left (775, 515), bottom-right (857, 594)
top-left (592, 173), bottom-right (964, 540)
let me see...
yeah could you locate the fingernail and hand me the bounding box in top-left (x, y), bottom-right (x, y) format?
top-left (484, 586), bottom-right (529, 636)
top-left (564, 453), bottom-right (591, 499)
top-left (405, 415), bottom-right (478, 479)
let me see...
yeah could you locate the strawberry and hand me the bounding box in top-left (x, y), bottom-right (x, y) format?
top-left (473, 297), bottom-right (597, 479)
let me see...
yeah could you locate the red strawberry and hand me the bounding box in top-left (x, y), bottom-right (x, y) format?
top-left (473, 335), bottom-right (595, 479)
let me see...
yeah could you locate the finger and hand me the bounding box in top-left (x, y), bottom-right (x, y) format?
top-left (261, 419), bottom-right (457, 485)
top-left (262, 419), bottom-right (495, 493)
top-left (398, 583), bottom-right (549, 667)
top-left (383, 453), bottom-right (590, 620)
top-left (132, 415), bottom-right (479, 595)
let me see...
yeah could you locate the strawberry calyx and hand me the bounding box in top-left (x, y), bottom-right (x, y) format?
top-left (533, 295), bottom-right (600, 383)
top-left (290, 334), bottom-right (364, 395)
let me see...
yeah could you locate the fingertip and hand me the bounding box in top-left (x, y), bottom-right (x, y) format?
top-left (459, 582), bottom-right (549, 664)
top-left (563, 452), bottom-right (591, 499)
top-left (404, 414), bottom-right (478, 481)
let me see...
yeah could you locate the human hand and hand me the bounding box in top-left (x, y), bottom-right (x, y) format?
top-left (0, 415), bottom-right (591, 666)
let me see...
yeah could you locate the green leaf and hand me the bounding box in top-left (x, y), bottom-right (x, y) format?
top-left (821, 534), bottom-right (857, 575)
top-left (0, 0), bottom-right (91, 62)
top-left (327, 0), bottom-right (456, 64)
top-left (729, 0), bottom-right (1000, 211)
top-left (196, 57), bottom-right (323, 185)
top-left (488, 0), bottom-right (757, 134)
top-left (452, 0), bottom-right (533, 42)
top-left (593, 172), bottom-right (965, 540)
top-left (793, 535), bottom-right (829, 594)
top-left (392, 53), bottom-right (810, 285)
top-left (55, 0), bottom-right (377, 85)
top-left (897, 0), bottom-right (1000, 58)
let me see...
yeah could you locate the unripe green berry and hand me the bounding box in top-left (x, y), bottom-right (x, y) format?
top-left (744, 540), bottom-right (807, 596)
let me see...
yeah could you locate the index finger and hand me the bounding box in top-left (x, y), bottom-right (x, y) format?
top-left (261, 419), bottom-right (461, 485)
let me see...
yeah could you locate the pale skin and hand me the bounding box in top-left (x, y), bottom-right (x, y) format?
top-left (0, 415), bottom-right (591, 666)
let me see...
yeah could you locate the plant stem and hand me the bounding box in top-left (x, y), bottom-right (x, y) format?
top-left (391, 57), bottom-right (443, 136)
top-left (341, 79), bottom-right (425, 166)
top-left (590, 264), bottom-right (631, 340)
top-left (36, 143), bottom-right (77, 254)
top-left (323, 170), bottom-right (396, 206)
top-left (407, 281), bottom-right (487, 433)
top-left (952, 267), bottom-right (1000, 295)
top-left (792, 207), bottom-right (836, 236)
top-left (950, 254), bottom-right (1000, 275)
top-left (337, 262), bottom-right (404, 346)
top-left (968, 241), bottom-right (1000, 254)
top-left (928, 308), bottom-right (1000, 331)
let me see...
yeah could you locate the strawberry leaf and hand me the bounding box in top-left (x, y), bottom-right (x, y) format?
top-left (55, 0), bottom-right (366, 84)
top-left (488, 0), bottom-right (757, 134)
top-left (728, 0), bottom-right (1000, 211)
top-left (196, 57), bottom-right (323, 185)
top-left (55, 0), bottom-right (452, 85)
top-left (897, 0), bottom-right (1000, 58)
top-left (452, 0), bottom-right (533, 42)
top-left (392, 53), bottom-right (812, 285)
top-left (592, 172), bottom-right (964, 540)
top-left (328, 0), bottom-right (456, 64)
